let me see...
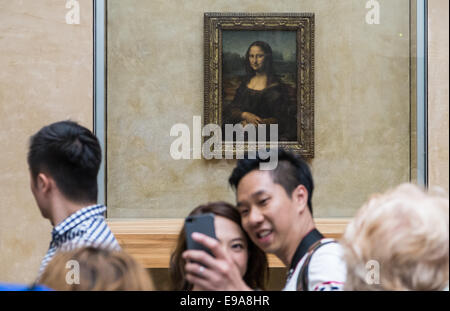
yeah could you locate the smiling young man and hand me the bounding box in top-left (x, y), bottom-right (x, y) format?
top-left (183, 149), bottom-right (346, 291)
top-left (28, 121), bottom-right (120, 279)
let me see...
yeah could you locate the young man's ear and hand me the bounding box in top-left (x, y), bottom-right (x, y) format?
top-left (291, 184), bottom-right (309, 214)
top-left (36, 173), bottom-right (52, 194)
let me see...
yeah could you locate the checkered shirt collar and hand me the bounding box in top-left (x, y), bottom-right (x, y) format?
top-left (51, 204), bottom-right (106, 240)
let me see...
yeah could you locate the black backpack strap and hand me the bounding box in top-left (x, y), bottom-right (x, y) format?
top-left (296, 239), bottom-right (338, 291)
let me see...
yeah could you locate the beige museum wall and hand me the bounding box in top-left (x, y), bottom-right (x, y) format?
top-left (0, 0), bottom-right (447, 285)
top-left (0, 0), bottom-right (93, 282)
top-left (107, 0), bottom-right (412, 219)
top-left (428, 0), bottom-right (449, 193)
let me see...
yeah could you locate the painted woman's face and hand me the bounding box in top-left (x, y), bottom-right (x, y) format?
top-left (248, 46), bottom-right (266, 72)
top-left (214, 215), bottom-right (249, 277)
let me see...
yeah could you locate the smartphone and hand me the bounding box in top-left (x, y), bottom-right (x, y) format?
top-left (185, 213), bottom-right (216, 257)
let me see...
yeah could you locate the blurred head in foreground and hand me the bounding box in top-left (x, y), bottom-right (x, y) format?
top-left (39, 246), bottom-right (154, 291)
top-left (342, 183), bottom-right (449, 291)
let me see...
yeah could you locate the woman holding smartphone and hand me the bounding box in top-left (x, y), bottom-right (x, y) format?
top-left (169, 201), bottom-right (268, 290)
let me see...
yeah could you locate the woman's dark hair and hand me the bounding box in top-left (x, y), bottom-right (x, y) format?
top-left (244, 41), bottom-right (275, 84)
top-left (169, 202), bottom-right (269, 290)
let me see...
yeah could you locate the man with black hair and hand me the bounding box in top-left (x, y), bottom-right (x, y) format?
top-left (183, 149), bottom-right (346, 291)
top-left (28, 121), bottom-right (120, 278)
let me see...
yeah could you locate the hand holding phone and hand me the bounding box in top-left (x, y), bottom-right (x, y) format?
top-left (184, 213), bottom-right (216, 257)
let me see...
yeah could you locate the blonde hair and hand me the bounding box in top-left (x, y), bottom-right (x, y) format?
top-left (39, 247), bottom-right (154, 291)
top-left (342, 183), bottom-right (449, 291)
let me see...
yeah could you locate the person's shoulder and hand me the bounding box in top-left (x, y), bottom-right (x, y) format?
top-left (233, 78), bottom-right (249, 94)
top-left (237, 76), bottom-right (250, 86)
top-left (310, 240), bottom-right (345, 266)
top-left (316, 239), bottom-right (343, 252)
top-left (307, 240), bottom-right (347, 291)
top-left (263, 77), bottom-right (286, 94)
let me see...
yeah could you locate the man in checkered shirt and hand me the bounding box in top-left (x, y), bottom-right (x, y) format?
top-left (27, 121), bottom-right (120, 279)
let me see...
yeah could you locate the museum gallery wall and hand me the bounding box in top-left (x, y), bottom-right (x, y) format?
top-left (106, 0), bottom-right (412, 219)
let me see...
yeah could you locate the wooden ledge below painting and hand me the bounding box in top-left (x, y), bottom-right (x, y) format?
top-left (107, 218), bottom-right (350, 268)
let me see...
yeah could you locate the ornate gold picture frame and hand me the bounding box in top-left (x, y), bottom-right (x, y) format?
top-left (204, 13), bottom-right (315, 157)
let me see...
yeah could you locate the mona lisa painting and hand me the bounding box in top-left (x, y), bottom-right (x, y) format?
top-left (204, 13), bottom-right (315, 157)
